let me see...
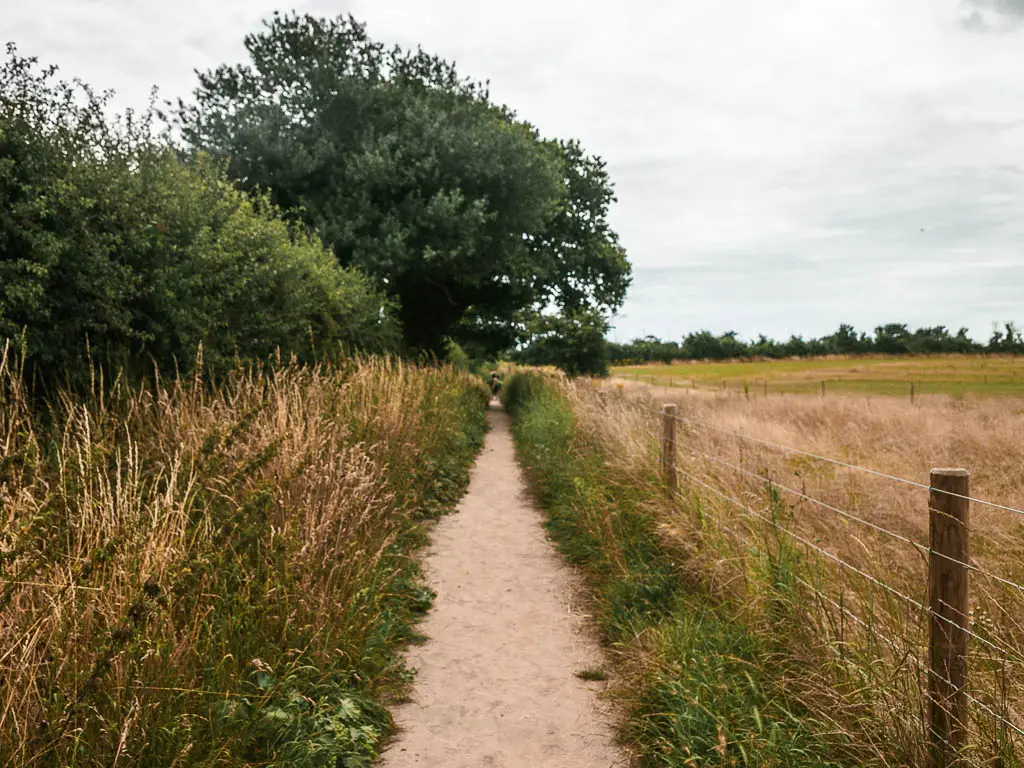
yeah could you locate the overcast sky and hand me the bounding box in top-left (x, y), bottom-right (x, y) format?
top-left (5, 0), bottom-right (1024, 342)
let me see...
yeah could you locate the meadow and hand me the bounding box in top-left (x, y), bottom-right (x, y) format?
top-left (612, 355), bottom-right (1024, 397)
top-left (0, 347), bottom-right (488, 766)
top-left (506, 369), bottom-right (1024, 766)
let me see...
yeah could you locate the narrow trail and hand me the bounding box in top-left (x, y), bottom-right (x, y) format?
top-left (380, 404), bottom-right (627, 768)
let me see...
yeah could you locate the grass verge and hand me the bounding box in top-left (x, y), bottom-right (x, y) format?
top-left (0, 353), bottom-right (488, 766)
top-left (502, 371), bottom-right (865, 767)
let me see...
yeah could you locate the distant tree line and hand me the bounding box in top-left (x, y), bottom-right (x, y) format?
top-left (608, 323), bottom-right (1024, 365)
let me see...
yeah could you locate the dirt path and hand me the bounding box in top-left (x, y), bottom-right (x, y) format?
top-left (380, 404), bottom-right (626, 768)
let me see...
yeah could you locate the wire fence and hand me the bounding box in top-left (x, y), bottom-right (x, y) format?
top-left (674, 438), bottom-right (1024, 601)
top-left (619, 371), bottom-right (965, 403)
top-left (671, 411), bottom-right (1024, 517)
top-left (648, 402), bottom-right (1024, 766)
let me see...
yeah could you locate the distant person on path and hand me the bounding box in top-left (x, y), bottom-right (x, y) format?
top-left (489, 372), bottom-right (503, 398)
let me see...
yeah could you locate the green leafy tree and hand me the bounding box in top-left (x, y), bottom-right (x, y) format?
top-left (178, 13), bottom-right (630, 356)
top-left (514, 309), bottom-right (610, 377)
top-left (680, 330), bottom-right (750, 360)
top-left (1, 46), bottom-right (396, 386)
top-left (525, 140), bottom-right (630, 314)
top-left (874, 323), bottom-right (911, 355)
top-left (989, 322), bottom-right (1024, 354)
top-left (823, 323), bottom-right (867, 354)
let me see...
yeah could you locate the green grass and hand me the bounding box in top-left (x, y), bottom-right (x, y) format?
top-left (612, 355), bottom-right (1024, 397)
top-left (575, 667), bottom-right (610, 682)
top-left (503, 372), bottom-right (860, 767)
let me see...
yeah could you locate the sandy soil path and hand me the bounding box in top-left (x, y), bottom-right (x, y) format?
top-left (379, 404), bottom-right (627, 768)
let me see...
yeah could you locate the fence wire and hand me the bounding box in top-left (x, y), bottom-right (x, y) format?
top-left (661, 409), bottom-right (1024, 518)
top-left (668, 460), bottom-right (1022, 664)
top-left (670, 460), bottom-right (1024, 745)
top-left (671, 436), bottom-right (1024, 600)
top-left (629, 396), bottom-right (1024, 757)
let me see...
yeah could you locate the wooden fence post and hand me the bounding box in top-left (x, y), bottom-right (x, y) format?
top-left (821, 380), bottom-right (826, 397)
top-left (662, 404), bottom-right (678, 495)
top-left (911, 381), bottom-right (916, 404)
top-left (928, 468), bottom-right (970, 768)
top-left (763, 380), bottom-right (768, 398)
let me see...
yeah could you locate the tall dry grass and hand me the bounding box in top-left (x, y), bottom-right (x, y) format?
top-left (575, 381), bottom-right (1024, 765)
top-left (0, 344), bottom-right (487, 766)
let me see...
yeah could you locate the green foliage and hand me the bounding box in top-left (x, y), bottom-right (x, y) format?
top-left (179, 13), bottom-right (630, 356)
top-left (505, 373), bottom-right (857, 766)
top-left (445, 340), bottom-right (472, 372)
top-left (498, 369), bottom-right (549, 417)
top-left (530, 141), bottom-right (631, 315)
top-left (0, 46), bottom-right (397, 387)
top-left (609, 322), bottom-right (1015, 365)
top-left (513, 309), bottom-right (611, 376)
top-left (198, 657), bottom-right (391, 766)
top-left (635, 607), bottom-right (845, 767)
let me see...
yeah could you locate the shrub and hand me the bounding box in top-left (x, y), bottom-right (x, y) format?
top-left (0, 46), bottom-right (397, 389)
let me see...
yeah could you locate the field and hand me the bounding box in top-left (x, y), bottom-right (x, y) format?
top-left (507, 370), bottom-right (1024, 766)
top-left (612, 355), bottom-right (1024, 397)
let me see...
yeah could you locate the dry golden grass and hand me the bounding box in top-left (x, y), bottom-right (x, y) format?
top-left (0, 344), bottom-right (487, 765)
top-left (614, 354), bottom-right (1024, 397)
top-left (572, 381), bottom-right (1024, 765)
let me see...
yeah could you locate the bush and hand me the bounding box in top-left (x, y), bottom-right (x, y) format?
top-left (0, 47), bottom-right (397, 388)
top-left (512, 310), bottom-right (611, 377)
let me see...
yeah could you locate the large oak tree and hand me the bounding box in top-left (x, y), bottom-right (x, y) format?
top-left (179, 13), bottom-right (630, 355)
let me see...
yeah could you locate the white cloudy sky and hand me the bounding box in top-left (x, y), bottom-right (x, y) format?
top-left (5, 0), bottom-right (1024, 342)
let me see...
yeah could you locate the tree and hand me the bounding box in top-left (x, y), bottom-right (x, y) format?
top-left (874, 323), bottom-right (911, 355)
top-left (1, 46), bottom-right (396, 386)
top-left (178, 13), bottom-right (630, 356)
top-left (989, 322), bottom-right (1024, 354)
top-left (514, 309), bottom-right (610, 377)
top-left (951, 327), bottom-right (979, 354)
top-left (525, 140), bottom-right (630, 314)
top-left (909, 326), bottom-right (952, 354)
top-left (826, 323), bottom-right (865, 354)
top-left (680, 330), bottom-right (749, 360)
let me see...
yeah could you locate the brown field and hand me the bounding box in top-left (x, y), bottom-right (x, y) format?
top-left (578, 381), bottom-right (1024, 764)
top-left (612, 354), bottom-right (1024, 398)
